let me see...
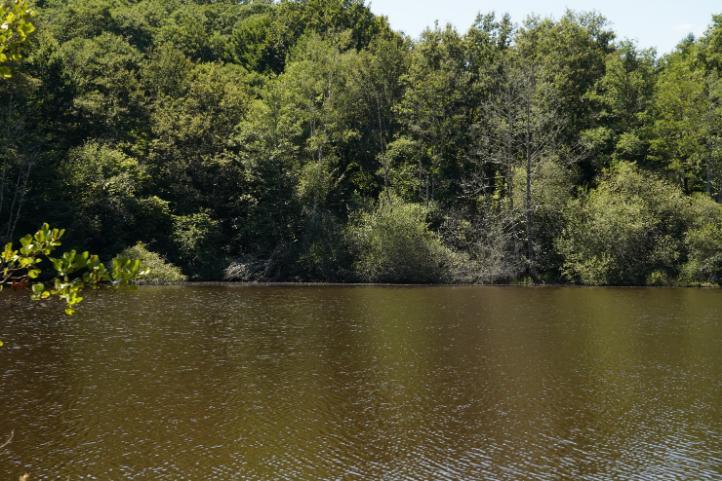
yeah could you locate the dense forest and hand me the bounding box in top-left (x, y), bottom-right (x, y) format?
top-left (2, 0), bottom-right (722, 285)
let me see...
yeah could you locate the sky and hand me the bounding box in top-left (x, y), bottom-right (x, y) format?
top-left (367, 0), bottom-right (721, 53)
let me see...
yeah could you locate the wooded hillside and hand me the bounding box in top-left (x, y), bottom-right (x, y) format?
top-left (2, 0), bottom-right (722, 285)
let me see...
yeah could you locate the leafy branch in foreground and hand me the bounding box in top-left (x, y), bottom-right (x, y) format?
top-left (0, 0), bottom-right (36, 79)
top-left (1, 223), bottom-right (146, 316)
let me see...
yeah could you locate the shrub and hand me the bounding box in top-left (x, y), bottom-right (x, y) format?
top-left (171, 211), bottom-right (224, 280)
top-left (439, 210), bottom-right (523, 284)
top-left (679, 196), bottom-right (722, 285)
top-left (347, 197), bottom-right (457, 283)
top-left (681, 223), bottom-right (722, 285)
top-left (557, 162), bottom-right (690, 285)
top-left (224, 261), bottom-right (255, 282)
top-left (469, 218), bottom-right (523, 284)
top-left (120, 242), bottom-right (186, 284)
top-left (646, 270), bottom-right (673, 286)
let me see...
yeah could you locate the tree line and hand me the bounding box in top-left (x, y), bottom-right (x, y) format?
top-left (2, 0), bottom-right (722, 285)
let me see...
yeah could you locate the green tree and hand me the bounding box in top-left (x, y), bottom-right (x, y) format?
top-left (648, 41), bottom-right (708, 192)
top-left (59, 142), bottom-right (147, 254)
top-left (583, 41), bottom-right (656, 168)
top-left (515, 11), bottom-right (615, 151)
top-left (228, 33), bottom-right (367, 279)
top-left (60, 32), bottom-right (145, 138)
top-left (395, 24), bottom-right (472, 203)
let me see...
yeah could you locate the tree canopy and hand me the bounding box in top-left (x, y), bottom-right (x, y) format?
top-left (2, 1), bottom-right (722, 285)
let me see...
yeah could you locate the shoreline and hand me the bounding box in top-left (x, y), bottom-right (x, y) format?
top-left (136, 281), bottom-right (722, 289)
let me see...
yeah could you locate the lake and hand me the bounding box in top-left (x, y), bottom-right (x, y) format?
top-left (1, 286), bottom-right (721, 480)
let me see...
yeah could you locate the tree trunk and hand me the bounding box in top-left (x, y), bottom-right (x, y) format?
top-left (525, 151), bottom-right (533, 278)
top-left (524, 80), bottom-right (534, 279)
top-left (706, 150), bottom-right (712, 197)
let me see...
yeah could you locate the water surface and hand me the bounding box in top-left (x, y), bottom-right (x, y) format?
top-left (1, 286), bottom-right (721, 479)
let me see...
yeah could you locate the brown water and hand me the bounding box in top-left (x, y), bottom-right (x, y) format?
top-left (1, 286), bottom-right (721, 480)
